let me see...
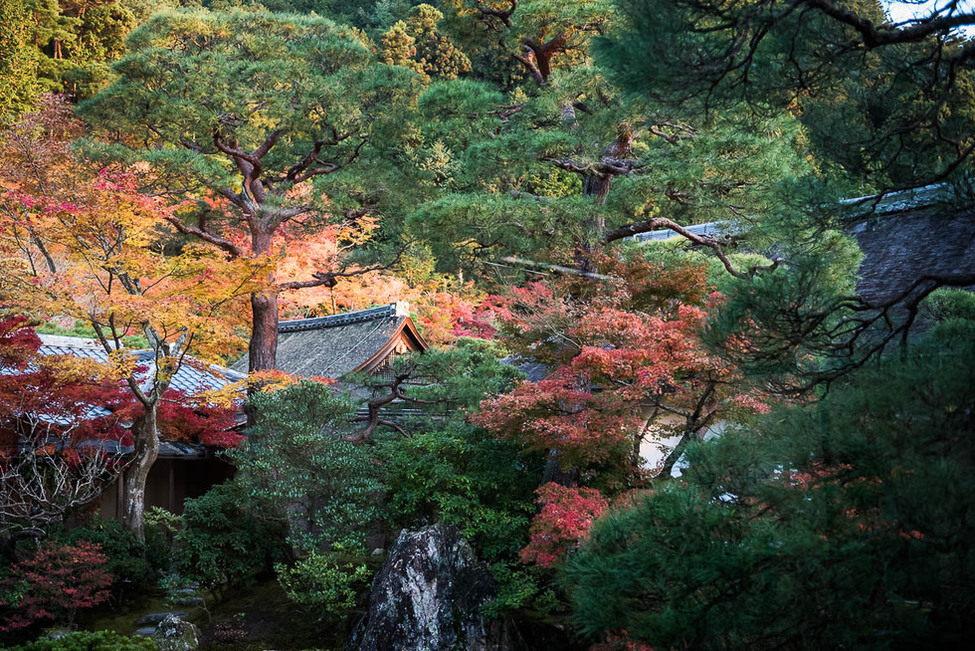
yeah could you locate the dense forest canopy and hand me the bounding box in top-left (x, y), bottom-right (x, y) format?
top-left (1, 1), bottom-right (974, 649)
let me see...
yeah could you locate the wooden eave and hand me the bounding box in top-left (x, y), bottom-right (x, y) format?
top-left (356, 316), bottom-right (428, 374)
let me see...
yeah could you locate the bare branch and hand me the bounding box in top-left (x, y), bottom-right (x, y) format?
top-left (806, 0), bottom-right (975, 49)
top-left (164, 215), bottom-right (244, 258)
top-left (605, 217), bottom-right (779, 279)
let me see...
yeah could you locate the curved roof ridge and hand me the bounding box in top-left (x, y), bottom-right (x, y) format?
top-left (278, 302), bottom-right (405, 333)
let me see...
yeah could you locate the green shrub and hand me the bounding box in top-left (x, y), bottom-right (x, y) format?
top-left (9, 629), bottom-right (156, 650)
top-left (381, 422), bottom-right (540, 563)
top-left (227, 381), bottom-right (384, 623)
top-left (275, 550), bottom-right (372, 623)
top-left (922, 287), bottom-right (975, 323)
top-left (228, 381), bottom-right (383, 554)
top-left (379, 422), bottom-right (545, 612)
top-left (175, 480), bottom-right (286, 597)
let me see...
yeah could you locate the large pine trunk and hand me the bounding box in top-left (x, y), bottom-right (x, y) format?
top-left (122, 409), bottom-right (159, 543)
top-left (249, 290), bottom-right (279, 372)
top-left (248, 227), bottom-right (278, 372)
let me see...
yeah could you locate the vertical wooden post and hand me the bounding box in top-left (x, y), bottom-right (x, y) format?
top-left (168, 460), bottom-right (175, 513)
top-left (116, 472), bottom-right (124, 520)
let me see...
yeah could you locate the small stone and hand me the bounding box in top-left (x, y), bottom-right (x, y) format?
top-left (42, 627), bottom-right (73, 640)
top-left (132, 627), bottom-right (157, 637)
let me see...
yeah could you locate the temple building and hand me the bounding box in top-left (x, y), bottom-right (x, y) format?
top-left (233, 302), bottom-right (428, 379)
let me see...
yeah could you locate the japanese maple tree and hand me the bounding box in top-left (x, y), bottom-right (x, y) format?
top-left (476, 254), bottom-right (744, 475)
top-left (472, 254), bottom-right (765, 570)
top-left (0, 540), bottom-right (112, 632)
top-left (0, 99), bottom-right (262, 541)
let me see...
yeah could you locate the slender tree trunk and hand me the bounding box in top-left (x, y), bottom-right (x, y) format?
top-left (122, 408), bottom-right (159, 543)
top-left (658, 431), bottom-right (692, 479)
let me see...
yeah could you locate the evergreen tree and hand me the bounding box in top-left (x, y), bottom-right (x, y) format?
top-left (79, 8), bottom-right (421, 372)
top-left (598, 0), bottom-right (975, 188)
top-left (447, 0), bottom-right (615, 87)
top-left (565, 293), bottom-right (975, 648)
top-left (24, 0), bottom-right (138, 100)
top-left (382, 4), bottom-right (471, 81)
top-left (0, 0), bottom-right (38, 123)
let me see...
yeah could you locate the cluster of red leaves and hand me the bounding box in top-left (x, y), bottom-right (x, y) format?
top-left (474, 257), bottom-right (739, 465)
top-left (0, 318), bottom-right (130, 466)
top-left (0, 317), bottom-right (40, 367)
top-left (1, 317), bottom-right (241, 458)
top-left (70, 385), bottom-right (243, 451)
top-left (520, 483), bottom-right (609, 568)
top-left (156, 390), bottom-right (242, 448)
top-left (0, 541), bottom-right (112, 632)
top-left (786, 462), bottom-right (855, 490)
top-left (473, 369), bottom-right (643, 463)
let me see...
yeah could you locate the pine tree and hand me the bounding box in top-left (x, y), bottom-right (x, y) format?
top-left (382, 4), bottom-right (471, 80)
top-left (565, 293), bottom-right (975, 648)
top-left (79, 8), bottom-right (421, 372)
top-left (0, 0), bottom-right (38, 122)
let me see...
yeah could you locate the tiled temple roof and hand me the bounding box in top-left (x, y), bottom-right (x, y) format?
top-left (232, 302), bottom-right (427, 379)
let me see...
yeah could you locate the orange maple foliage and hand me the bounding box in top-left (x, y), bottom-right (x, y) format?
top-left (279, 250), bottom-right (495, 346)
top-left (0, 98), bottom-right (266, 540)
top-left (0, 98), bottom-right (268, 362)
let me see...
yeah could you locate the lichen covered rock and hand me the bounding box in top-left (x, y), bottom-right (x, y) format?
top-left (356, 524), bottom-right (505, 651)
top-left (150, 613), bottom-right (199, 651)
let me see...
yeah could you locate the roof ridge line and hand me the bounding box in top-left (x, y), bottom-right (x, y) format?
top-left (278, 303), bottom-right (400, 333)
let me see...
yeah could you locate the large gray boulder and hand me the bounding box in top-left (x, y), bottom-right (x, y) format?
top-left (356, 524), bottom-right (507, 651)
top-left (150, 613), bottom-right (199, 651)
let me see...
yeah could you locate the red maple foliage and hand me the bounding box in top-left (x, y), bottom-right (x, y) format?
top-left (520, 483), bottom-right (609, 568)
top-left (474, 255), bottom-right (750, 470)
top-left (1, 317), bottom-right (240, 455)
top-left (474, 256), bottom-right (770, 571)
top-left (0, 317), bottom-right (129, 451)
top-left (127, 388), bottom-right (242, 449)
top-left (0, 540), bottom-right (113, 631)
top-left (1, 317), bottom-right (241, 543)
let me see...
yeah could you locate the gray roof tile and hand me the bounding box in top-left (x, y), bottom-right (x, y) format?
top-left (231, 303), bottom-right (422, 379)
top-left (35, 336), bottom-right (244, 395)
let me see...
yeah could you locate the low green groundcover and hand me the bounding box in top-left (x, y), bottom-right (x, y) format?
top-left (8, 630), bottom-right (156, 651)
